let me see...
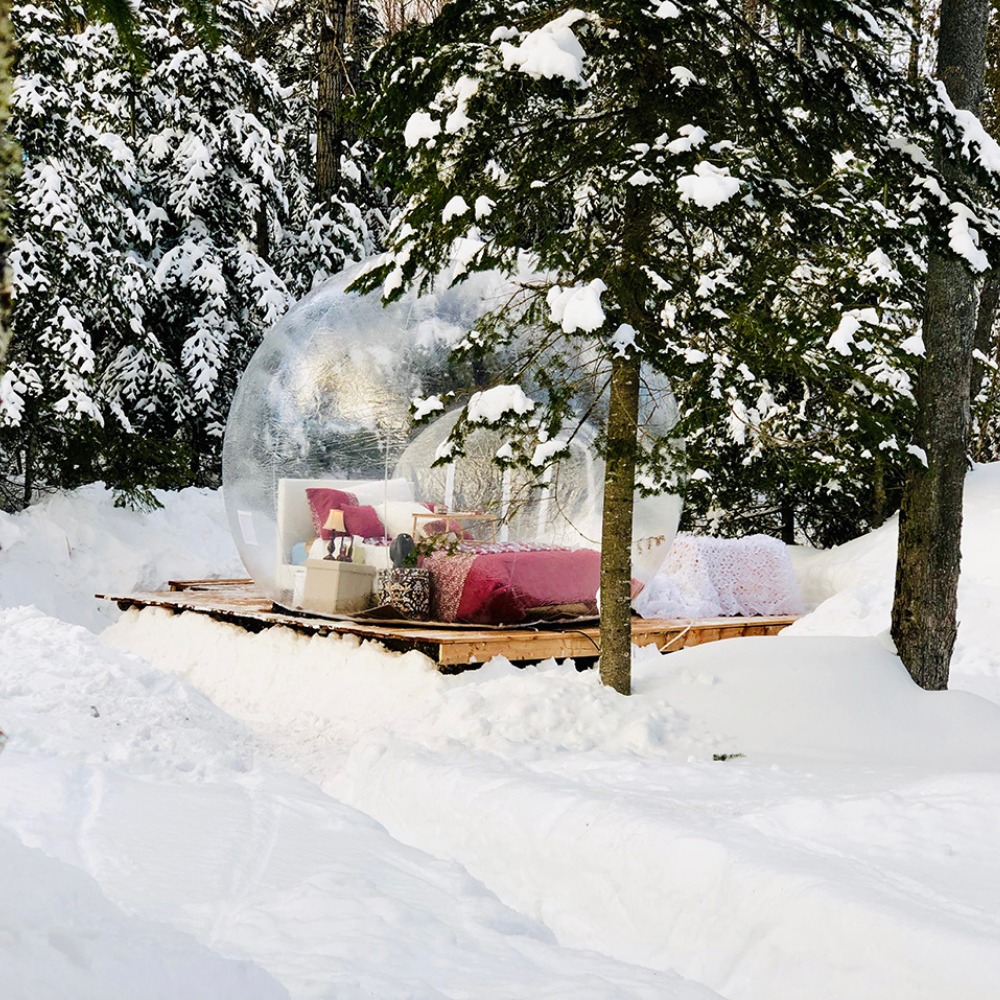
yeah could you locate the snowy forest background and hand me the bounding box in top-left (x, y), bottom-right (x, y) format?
top-left (6, 6), bottom-right (1000, 994)
top-left (1, 0), bottom-right (999, 551)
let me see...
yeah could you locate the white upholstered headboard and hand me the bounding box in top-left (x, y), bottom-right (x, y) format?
top-left (276, 477), bottom-right (414, 565)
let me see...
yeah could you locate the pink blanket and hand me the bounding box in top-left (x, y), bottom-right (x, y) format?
top-left (423, 543), bottom-right (603, 624)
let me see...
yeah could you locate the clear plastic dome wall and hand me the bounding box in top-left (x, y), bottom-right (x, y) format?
top-left (222, 260), bottom-right (683, 615)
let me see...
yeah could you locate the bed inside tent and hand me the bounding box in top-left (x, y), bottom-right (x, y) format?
top-left (269, 412), bottom-right (640, 626)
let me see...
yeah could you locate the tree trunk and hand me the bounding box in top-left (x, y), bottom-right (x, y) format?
top-left (21, 419), bottom-right (34, 508)
top-left (0, 0), bottom-right (18, 378)
top-left (969, 2), bottom-right (1000, 462)
top-left (871, 450), bottom-right (888, 528)
top-left (907, 0), bottom-right (924, 84)
top-left (970, 270), bottom-right (999, 440)
top-left (971, 12), bottom-right (1000, 414)
top-left (316, 0), bottom-right (359, 201)
top-left (974, 272), bottom-right (1000, 462)
top-left (891, 0), bottom-right (989, 691)
top-left (780, 499), bottom-right (795, 544)
top-left (595, 56), bottom-right (658, 695)
top-left (599, 351), bottom-right (640, 695)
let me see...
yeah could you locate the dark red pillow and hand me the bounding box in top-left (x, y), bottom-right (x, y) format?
top-left (341, 504), bottom-right (385, 539)
top-left (306, 488), bottom-right (358, 538)
top-left (305, 488), bottom-right (389, 540)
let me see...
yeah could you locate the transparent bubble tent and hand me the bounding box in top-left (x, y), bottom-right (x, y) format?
top-left (222, 260), bottom-right (683, 622)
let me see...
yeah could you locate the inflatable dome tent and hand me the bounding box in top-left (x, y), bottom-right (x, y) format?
top-left (222, 261), bottom-right (682, 623)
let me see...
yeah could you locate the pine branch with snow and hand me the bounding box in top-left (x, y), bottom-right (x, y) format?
top-left (358, 0), bottom-right (998, 544)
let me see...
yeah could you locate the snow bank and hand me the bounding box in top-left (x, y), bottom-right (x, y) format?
top-left (107, 611), bottom-right (1000, 1000)
top-left (0, 484), bottom-right (243, 631)
top-left (340, 739), bottom-right (1000, 1000)
top-left (786, 462), bottom-right (1000, 701)
top-left (108, 606), bottom-right (445, 760)
top-left (10, 469), bottom-right (1000, 999)
top-left (2, 826), bottom-right (286, 1000)
top-left (107, 611), bottom-right (1000, 770)
top-left (647, 635), bottom-right (1000, 768)
top-left (1, 605), bottom-right (716, 1000)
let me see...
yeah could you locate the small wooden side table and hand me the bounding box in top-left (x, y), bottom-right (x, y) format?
top-left (411, 511), bottom-right (498, 543)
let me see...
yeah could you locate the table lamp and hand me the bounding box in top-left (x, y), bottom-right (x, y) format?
top-left (323, 509), bottom-right (354, 562)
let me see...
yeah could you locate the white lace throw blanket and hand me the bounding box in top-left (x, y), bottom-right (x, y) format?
top-left (633, 534), bottom-right (804, 619)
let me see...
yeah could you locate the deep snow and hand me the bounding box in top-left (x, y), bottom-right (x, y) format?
top-left (4, 471), bottom-right (1000, 998)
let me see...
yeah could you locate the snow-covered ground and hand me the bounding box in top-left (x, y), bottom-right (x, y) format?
top-left (4, 472), bottom-right (1000, 998)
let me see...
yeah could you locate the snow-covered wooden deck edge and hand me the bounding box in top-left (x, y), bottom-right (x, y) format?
top-left (97, 579), bottom-right (798, 671)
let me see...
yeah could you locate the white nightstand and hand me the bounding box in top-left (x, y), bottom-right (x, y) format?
top-left (299, 559), bottom-right (376, 614)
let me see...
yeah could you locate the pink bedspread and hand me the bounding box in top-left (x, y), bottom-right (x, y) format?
top-left (423, 543), bottom-right (603, 624)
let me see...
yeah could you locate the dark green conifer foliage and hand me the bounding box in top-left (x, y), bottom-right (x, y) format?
top-left (360, 0), bottom-right (1000, 690)
top-left (1, 0), bottom-right (377, 511)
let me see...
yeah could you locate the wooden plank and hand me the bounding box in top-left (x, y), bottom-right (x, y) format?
top-left (439, 630), bottom-right (600, 668)
top-left (435, 618), bottom-right (793, 667)
top-left (98, 580), bottom-right (797, 669)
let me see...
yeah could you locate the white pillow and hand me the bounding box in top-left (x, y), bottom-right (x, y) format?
top-left (375, 500), bottom-right (435, 539)
top-left (350, 478), bottom-right (413, 505)
top-left (358, 541), bottom-right (392, 570)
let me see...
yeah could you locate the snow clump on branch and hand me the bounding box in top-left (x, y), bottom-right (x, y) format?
top-left (466, 385), bottom-right (537, 425)
top-left (948, 203), bottom-right (990, 272)
top-left (546, 279), bottom-right (607, 333)
top-left (653, 0), bottom-right (681, 18)
top-left (934, 80), bottom-right (1000, 175)
top-left (499, 9), bottom-right (591, 84)
top-left (412, 395), bottom-right (447, 421)
top-left (676, 161), bottom-right (742, 209)
top-left (404, 111), bottom-right (441, 148)
top-left (611, 324), bottom-right (639, 358)
top-left (441, 196), bottom-right (471, 223)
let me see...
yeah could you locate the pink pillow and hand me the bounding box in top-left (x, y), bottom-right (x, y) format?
top-left (342, 504), bottom-right (385, 539)
top-left (306, 488), bottom-right (358, 539)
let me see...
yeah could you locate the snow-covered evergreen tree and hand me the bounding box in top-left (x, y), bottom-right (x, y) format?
top-left (364, 1), bottom-right (1000, 541)
top-left (1, 0), bottom-right (373, 507)
top-left (360, 0), bottom-right (1000, 688)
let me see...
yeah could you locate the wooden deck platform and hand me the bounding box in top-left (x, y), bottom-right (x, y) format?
top-left (98, 579), bottom-right (797, 670)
